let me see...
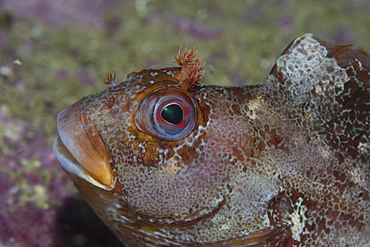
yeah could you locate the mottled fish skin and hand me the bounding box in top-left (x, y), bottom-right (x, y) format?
top-left (53, 34), bottom-right (370, 246)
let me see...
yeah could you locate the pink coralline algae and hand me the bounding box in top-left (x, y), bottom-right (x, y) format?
top-left (0, 107), bottom-right (69, 246)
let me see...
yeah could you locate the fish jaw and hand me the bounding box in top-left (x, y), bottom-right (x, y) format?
top-left (53, 105), bottom-right (116, 190)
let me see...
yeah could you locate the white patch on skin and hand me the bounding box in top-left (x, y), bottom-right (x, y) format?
top-left (245, 98), bottom-right (262, 120)
top-left (276, 34), bottom-right (348, 102)
top-left (290, 197), bottom-right (308, 242)
top-left (358, 141), bottom-right (370, 156)
top-left (262, 213), bottom-right (271, 227)
top-left (166, 70), bottom-right (175, 76)
top-left (349, 166), bottom-right (367, 186)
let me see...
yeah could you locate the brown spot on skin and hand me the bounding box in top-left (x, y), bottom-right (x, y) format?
top-left (231, 104), bottom-right (242, 116)
top-left (260, 124), bottom-right (284, 147)
top-left (258, 140), bottom-right (266, 151)
top-left (245, 148), bottom-right (254, 157)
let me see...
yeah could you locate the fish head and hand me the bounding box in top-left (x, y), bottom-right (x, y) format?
top-left (52, 51), bottom-right (239, 227)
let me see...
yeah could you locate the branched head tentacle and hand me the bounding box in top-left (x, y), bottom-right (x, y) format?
top-left (103, 72), bottom-right (117, 86)
top-left (174, 46), bottom-right (205, 90)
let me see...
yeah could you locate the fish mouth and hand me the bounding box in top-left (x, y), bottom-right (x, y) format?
top-left (53, 107), bottom-right (116, 190)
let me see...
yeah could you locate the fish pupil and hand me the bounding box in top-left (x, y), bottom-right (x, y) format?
top-left (161, 104), bottom-right (183, 125)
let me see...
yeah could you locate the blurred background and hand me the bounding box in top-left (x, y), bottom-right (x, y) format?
top-left (0, 0), bottom-right (369, 246)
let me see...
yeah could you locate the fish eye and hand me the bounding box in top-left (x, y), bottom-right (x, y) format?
top-left (135, 88), bottom-right (197, 141)
top-left (161, 104), bottom-right (183, 125)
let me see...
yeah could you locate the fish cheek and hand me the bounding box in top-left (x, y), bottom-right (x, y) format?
top-left (112, 127), bottom-right (225, 224)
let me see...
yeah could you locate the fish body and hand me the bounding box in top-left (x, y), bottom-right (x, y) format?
top-left (53, 34), bottom-right (370, 246)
